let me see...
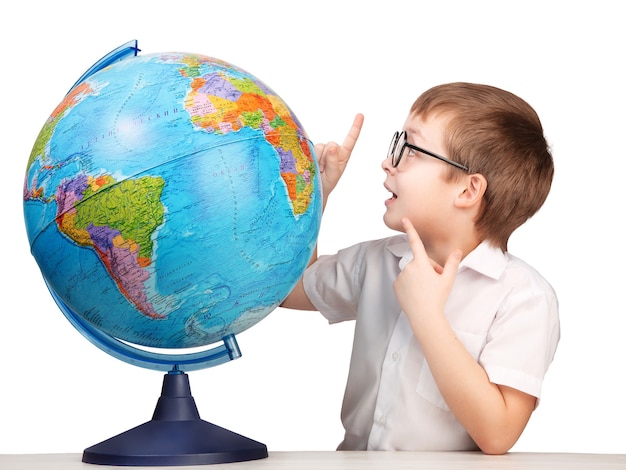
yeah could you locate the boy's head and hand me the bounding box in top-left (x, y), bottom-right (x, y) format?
top-left (410, 82), bottom-right (554, 250)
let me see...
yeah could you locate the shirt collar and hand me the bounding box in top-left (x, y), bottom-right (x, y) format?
top-left (386, 236), bottom-right (508, 280)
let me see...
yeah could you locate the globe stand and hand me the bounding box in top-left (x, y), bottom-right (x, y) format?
top-left (45, 285), bottom-right (268, 466)
top-left (82, 370), bottom-right (268, 466)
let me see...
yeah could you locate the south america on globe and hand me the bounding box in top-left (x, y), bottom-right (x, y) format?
top-left (23, 41), bottom-right (322, 358)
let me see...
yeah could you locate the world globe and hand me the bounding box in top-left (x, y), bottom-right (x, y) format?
top-left (22, 40), bottom-right (321, 465)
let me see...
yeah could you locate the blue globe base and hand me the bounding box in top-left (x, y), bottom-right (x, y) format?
top-left (82, 371), bottom-right (267, 466)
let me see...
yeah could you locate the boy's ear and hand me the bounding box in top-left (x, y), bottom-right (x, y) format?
top-left (455, 173), bottom-right (487, 208)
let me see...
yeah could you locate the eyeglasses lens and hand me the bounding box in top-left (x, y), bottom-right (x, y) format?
top-left (388, 131), bottom-right (406, 167)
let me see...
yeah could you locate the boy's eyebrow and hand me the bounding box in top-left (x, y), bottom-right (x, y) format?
top-left (405, 128), bottom-right (423, 143)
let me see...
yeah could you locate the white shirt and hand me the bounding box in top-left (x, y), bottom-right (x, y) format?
top-left (303, 235), bottom-right (560, 451)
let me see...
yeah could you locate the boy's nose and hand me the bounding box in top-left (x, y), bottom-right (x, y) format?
top-left (381, 155), bottom-right (394, 172)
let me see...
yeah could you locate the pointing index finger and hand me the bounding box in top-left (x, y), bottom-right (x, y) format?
top-left (402, 217), bottom-right (428, 263)
top-left (341, 113), bottom-right (364, 154)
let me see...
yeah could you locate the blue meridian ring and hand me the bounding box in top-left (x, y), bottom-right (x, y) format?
top-left (67, 39), bottom-right (141, 95)
top-left (44, 280), bottom-right (241, 372)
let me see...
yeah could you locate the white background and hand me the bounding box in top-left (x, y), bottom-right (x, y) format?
top-left (1, 0), bottom-right (625, 455)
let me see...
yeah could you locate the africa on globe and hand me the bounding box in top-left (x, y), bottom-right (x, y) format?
top-left (23, 41), bottom-right (322, 361)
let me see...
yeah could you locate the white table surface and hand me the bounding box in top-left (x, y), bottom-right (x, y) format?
top-left (1, 451), bottom-right (625, 469)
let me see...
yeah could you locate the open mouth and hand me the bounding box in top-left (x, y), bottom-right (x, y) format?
top-left (384, 184), bottom-right (397, 204)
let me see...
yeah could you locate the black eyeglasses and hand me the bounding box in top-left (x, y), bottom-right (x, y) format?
top-left (388, 131), bottom-right (469, 172)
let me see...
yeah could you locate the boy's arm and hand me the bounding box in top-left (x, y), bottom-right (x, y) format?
top-left (278, 247), bottom-right (318, 311)
top-left (394, 218), bottom-right (536, 455)
top-left (280, 114), bottom-right (364, 311)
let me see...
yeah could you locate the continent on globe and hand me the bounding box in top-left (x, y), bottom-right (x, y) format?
top-left (25, 81), bottom-right (97, 177)
top-left (23, 47), bottom-right (322, 351)
top-left (56, 173), bottom-right (166, 319)
top-left (179, 55), bottom-right (315, 215)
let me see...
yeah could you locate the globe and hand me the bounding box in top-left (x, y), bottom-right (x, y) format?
top-left (23, 41), bottom-right (321, 372)
top-left (22, 41), bottom-right (321, 465)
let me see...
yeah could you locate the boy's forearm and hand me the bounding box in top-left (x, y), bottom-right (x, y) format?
top-left (280, 247), bottom-right (318, 311)
top-left (409, 313), bottom-right (535, 454)
top-left (280, 276), bottom-right (316, 311)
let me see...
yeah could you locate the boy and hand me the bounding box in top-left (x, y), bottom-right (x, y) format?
top-left (281, 83), bottom-right (559, 454)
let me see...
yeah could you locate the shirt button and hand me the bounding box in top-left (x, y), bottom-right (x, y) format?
top-left (378, 415), bottom-right (386, 426)
top-left (392, 352), bottom-right (400, 361)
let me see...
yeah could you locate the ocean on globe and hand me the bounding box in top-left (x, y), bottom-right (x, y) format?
top-left (23, 48), bottom-right (321, 357)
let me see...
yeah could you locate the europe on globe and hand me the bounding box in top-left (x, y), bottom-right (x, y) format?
top-left (23, 41), bottom-right (322, 365)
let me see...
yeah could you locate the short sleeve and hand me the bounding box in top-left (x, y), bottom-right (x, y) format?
top-left (479, 264), bottom-right (560, 400)
top-left (303, 242), bottom-right (370, 324)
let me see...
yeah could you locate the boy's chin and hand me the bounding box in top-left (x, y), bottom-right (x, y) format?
top-left (382, 213), bottom-right (404, 233)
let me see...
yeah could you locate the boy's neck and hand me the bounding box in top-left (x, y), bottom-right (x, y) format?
top-left (423, 227), bottom-right (482, 267)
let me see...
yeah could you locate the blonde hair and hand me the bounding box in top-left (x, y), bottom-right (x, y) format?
top-left (411, 82), bottom-right (554, 250)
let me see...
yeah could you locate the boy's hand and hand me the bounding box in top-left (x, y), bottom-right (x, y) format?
top-left (393, 217), bottom-right (462, 322)
top-left (315, 113), bottom-right (364, 206)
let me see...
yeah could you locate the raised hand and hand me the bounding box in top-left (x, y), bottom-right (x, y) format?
top-left (314, 113), bottom-right (364, 206)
